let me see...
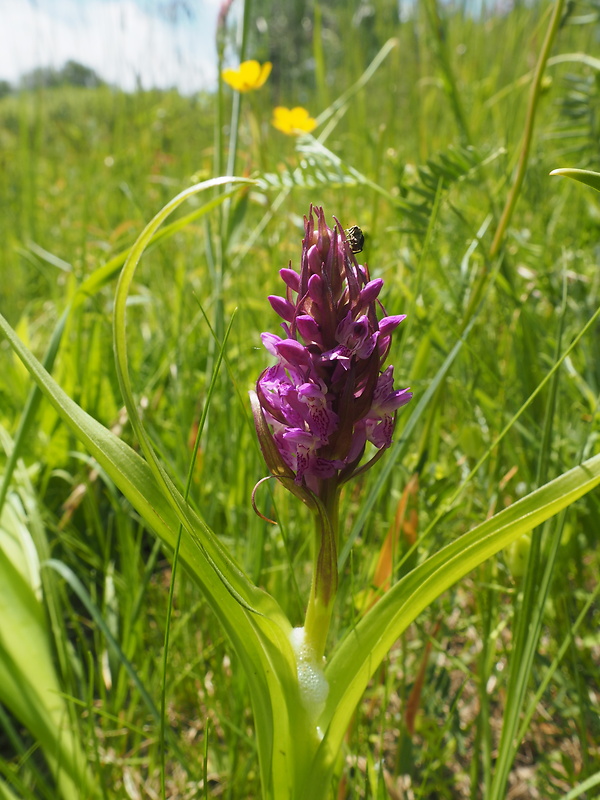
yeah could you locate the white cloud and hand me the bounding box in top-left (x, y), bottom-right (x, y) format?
top-left (0, 0), bottom-right (220, 93)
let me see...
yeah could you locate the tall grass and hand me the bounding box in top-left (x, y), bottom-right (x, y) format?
top-left (1, 0), bottom-right (599, 797)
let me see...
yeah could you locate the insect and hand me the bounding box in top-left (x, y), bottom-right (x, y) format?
top-left (345, 225), bottom-right (365, 254)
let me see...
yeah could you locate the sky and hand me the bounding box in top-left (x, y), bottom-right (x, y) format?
top-left (0, 0), bottom-right (222, 93)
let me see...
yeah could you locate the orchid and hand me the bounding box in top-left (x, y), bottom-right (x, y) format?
top-left (254, 206), bottom-right (411, 493)
top-left (251, 206), bottom-right (412, 659)
top-left (3, 178), bottom-right (599, 800)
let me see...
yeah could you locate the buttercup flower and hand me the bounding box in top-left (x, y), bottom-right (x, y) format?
top-left (252, 206), bottom-right (412, 498)
top-left (272, 106), bottom-right (317, 135)
top-left (221, 60), bottom-right (272, 92)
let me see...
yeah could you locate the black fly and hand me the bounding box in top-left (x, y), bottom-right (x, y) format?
top-left (345, 225), bottom-right (365, 254)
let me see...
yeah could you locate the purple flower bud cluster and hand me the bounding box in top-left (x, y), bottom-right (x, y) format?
top-left (254, 206), bottom-right (412, 494)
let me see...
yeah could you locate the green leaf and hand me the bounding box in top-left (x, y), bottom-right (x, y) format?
top-left (305, 453), bottom-right (600, 795)
top-left (109, 175), bottom-right (338, 800)
top-left (0, 490), bottom-right (97, 799)
top-left (0, 307), bottom-right (68, 517)
top-left (0, 165), bottom-right (345, 798)
top-left (549, 168), bottom-right (600, 192)
top-left (0, 306), bottom-right (320, 800)
top-left (0, 777), bottom-right (20, 800)
top-left (558, 772), bottom-right (600, 800)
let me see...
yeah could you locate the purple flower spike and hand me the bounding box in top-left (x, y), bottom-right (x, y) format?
top-left (251, 206), bottom-right (412, 496)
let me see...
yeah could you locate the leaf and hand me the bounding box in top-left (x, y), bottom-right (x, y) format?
top-left (109, 175), bottom-right (332, 798)
top-left (0, 306), bottom-right (319, 799)
top-left (549, 167), bottom-right (600, 191)
top-left (0, 167), bottom-right (343, 798)
top-left (0, 490), bottom-right (97, 799)
top-left (558, 772), bottom-right (600, 800)
top-left (0, 776), bottom-right (20, 800)
top-left (303, 452), bottom-right (600, 795)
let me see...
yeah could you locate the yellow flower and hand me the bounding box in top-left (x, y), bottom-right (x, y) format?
top-left (221, 60), bottom-right (272, 93)
top-left (272, 106), bottom-right (318, 135)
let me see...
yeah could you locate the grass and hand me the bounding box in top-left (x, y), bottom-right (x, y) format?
top-left (1, 0), bottom-right (600, 797)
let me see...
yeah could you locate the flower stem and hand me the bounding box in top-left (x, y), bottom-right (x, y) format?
top-left (303, 481), bottom-right (340, 661)
top-left (489, 0), bottom-right (565, 258)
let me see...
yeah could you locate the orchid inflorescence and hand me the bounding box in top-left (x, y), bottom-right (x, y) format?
top-left (252, 205), bottom-right (412, 504)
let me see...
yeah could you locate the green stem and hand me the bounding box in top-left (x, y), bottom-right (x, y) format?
top-left (303, 481), bottom-right (340, 661)
top-left (216, 0), bottom-right (251, 342)
top-left (489, 0), bottom-right (565, 258)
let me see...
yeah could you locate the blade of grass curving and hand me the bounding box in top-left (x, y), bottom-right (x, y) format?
top-left (112, 176), bottom-right (269, 615)
top-left (74, 188), bottom-right (243, 305)
top-left (311, 453), bottom-right (600, 795)
top-left (108, 186), bottom-right (316, 783)
top-left (0, 308), bottom-right (306, 800)
top-left (559, 773), bottom-right (600, 800)
top-left (550, 168), bottom-right (600, 193)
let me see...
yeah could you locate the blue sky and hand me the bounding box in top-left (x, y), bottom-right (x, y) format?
top-left (0, 0), bottom-right (222, 92)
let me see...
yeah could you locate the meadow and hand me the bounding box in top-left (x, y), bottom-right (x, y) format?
top-left (0, 0), bottom-right (599, 798)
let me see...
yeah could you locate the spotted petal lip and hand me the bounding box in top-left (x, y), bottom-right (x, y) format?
top-left (252, 206), bottom-right (412, 493)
